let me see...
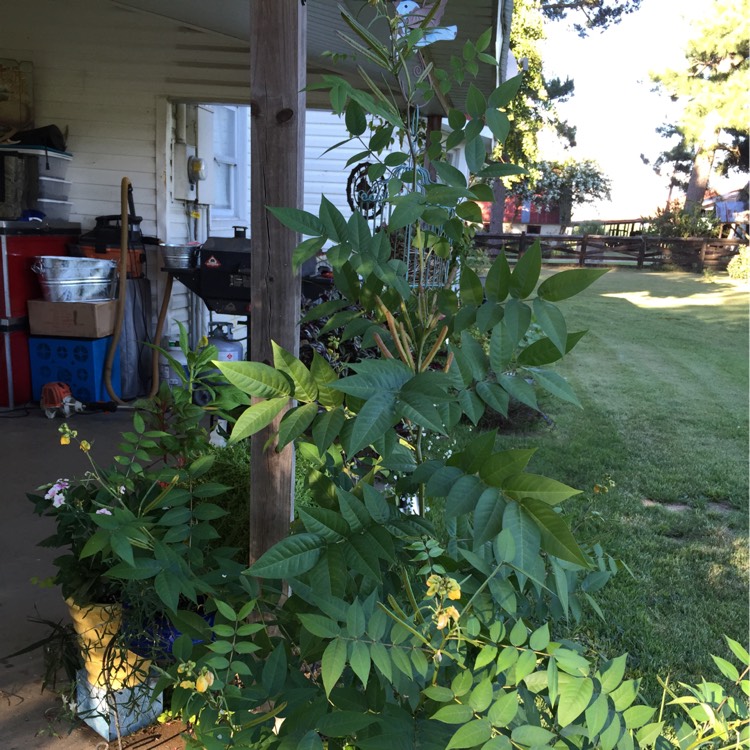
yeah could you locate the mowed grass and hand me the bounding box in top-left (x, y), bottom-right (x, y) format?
top-left (489, 269), bottom-right (749, 700)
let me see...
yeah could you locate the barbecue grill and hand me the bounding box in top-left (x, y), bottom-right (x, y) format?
top-left (165, 226), bottom-right (332, 315)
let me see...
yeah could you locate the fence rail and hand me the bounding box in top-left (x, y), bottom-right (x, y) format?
top-left (474, 233), bottom-right (745, 272)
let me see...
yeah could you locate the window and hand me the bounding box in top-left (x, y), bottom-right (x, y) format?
top-left (211, 105), bottom-right (249, 226)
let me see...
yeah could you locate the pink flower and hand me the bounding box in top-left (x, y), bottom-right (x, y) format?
top-left (96, 508), bottom-right (112, 516)
top-left (51, 493), bottom-right (65, 508)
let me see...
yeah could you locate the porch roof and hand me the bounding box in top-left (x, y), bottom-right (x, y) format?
top-left (112, 0), bottom-right (501, 114)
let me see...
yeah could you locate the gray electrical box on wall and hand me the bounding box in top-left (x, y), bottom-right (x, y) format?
top-left (173, 142), bottom-right (197, 201)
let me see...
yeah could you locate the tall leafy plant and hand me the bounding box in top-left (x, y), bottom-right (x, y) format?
top-left (158, 4), bottom-right (673, 748)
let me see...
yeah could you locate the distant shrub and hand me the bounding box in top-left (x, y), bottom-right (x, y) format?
top-left (727, 246), bottom-right (750, 280)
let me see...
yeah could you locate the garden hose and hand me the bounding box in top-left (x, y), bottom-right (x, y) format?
top-left (103, 177), bottom-right (172, 405)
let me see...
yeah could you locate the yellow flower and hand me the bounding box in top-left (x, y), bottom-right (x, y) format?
top-left (60, 435), bottom-right (71, 446)
top-left (446, 579), bottom-right (461, 600)
top-left (426, 574), bottom-right (461, 601)
top-left (426, 574), bottom-right (442, 597)
top-left (179, 680), bottom-right (195, 689)
top-left (198, 335), bottom-right (209, 348)
top-left (195, 670), bottom-right (215, 693)
top-left (435, 606), bottom-right (460, 630)
top-left (79, 440), bottom-right (91, 453)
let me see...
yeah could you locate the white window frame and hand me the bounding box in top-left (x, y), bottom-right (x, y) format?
top-left (211, 105), bottom-right (249, 228)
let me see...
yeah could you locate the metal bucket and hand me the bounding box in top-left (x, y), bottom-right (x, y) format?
top-left (161, 243), bottom-right (198, 269)
top-left (32, 256), bottom-right (117, 302)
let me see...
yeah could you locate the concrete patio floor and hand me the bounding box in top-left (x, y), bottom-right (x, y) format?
top-left (0, 406), bottom-right (186, 749)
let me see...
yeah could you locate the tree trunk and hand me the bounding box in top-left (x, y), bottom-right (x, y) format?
top-left (558, 190), bottom-right (573, 232)
top-left (249, 1), bottom-right (306, 565)
top-left (683, 144), bottom-right (715, 215)
top-left (490, 0), bottom-right (514, 234)
top-left (490, 179), bottom-right (506, 234)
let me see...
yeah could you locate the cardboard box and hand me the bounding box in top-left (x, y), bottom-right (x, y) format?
top-left (28, 300), bottom-right (116, 338)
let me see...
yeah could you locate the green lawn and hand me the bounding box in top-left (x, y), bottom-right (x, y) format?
top-left (491, 269), bottom-right (749, 701)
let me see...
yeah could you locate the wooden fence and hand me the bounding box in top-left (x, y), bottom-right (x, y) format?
top-left (474, 233), bottom-right (745, 272)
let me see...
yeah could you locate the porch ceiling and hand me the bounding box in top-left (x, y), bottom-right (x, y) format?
top-left (111, 0), bottom-right (500, 115)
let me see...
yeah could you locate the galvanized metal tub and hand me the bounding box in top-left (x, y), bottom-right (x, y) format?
top-left (160, 243), bottom-right (198, 269)
top-left (32, 256), bottom-right (117, 302)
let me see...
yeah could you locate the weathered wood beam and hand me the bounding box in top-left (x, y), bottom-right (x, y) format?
top-left (249, 0), bottom-right (306, 564)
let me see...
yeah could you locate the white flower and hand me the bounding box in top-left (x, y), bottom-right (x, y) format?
top-left (96, 508), bottom-right (112, 516)
top-left (51, 493), bottom-right (65, 508)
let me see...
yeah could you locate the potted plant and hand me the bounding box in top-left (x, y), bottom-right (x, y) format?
top-left (26, 330), bottom-right (245, 739)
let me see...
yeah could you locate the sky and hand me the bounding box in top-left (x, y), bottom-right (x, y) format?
top-left (537, 0), bottom-right (733, 220)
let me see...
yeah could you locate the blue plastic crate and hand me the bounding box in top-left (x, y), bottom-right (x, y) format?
top-left (29, 336), bottom-right (120, 403)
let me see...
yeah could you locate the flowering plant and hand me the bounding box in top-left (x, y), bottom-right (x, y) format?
top-left (29, 422), bottom-right (169, 605)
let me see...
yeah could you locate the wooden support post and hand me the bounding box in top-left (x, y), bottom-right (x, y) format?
top-left (579, 235), bottom-right (587, 267)
top-left (637, 236), bottom-right (646, 269)
top-left (249, 0), bottom-right (306, 564)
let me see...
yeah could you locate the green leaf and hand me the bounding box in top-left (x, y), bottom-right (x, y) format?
top-left (509, 619), bottom-right (528, 647)
top-left (445, 475), bottom-right (487, 518)
top-left (337, 488), bottom-right (371, 533)
top-left (346, 599), bottom-right (366, 638)
top-left (533, 298), bottom-right (567, 356)
top-left (557, 676), bottom-right (594, 726)
top-left (216, 360), bottom-right (292, 398)
top-left (432, 703), bottom-right (475, 724)
top-left (537, 268), bottom-right (608, 302)
top-left (585, 693), bottom-right (610, 738)
top-left (527, 368), bottom-right (582, 408)
top-left (277, 402), bottom-right (318, 448)
top-left (712, 654), bottom-right (740, 681)
top-left (488, 74), bottom-right (523, 108)
top-left (473, 488), bottom-right (505, 546)
top-left (298, 506), bottom-right (349, 542)
top-left (510, 725), bottom-right (555, 747)
top-left (433, 160), bottom-right (467, 188)
top-left (262, 642), bottom-right (287, 695)
top-left (623, 706), bottom-right (656, 729)
top-left (311, 407), bottom-right (346, 454)
top-left (447, 719), bottom-right (492, 749)
top-left (399, 390), bottom-right (447, 434)
top-left (248, 533), bottom-right (323, 578)
top-left (460, 264), bottom-right (484, 306)
top-left (315, 711), bottom-right (378, 737)
top-left (466, 83), bottom-right (487, 118)
top-left (350, 640), bottom-right (371, 688)
top-left (726, 636), bottom-right (750, 665)
top-left (599, 654), bottom-right (628, 694)
top-left (477, 163), bottom-right (526, 179)
top-left (347, 391), bottom-right (396, 455)
top-left (485, 109), bottom-right (510, 143)
top-left (272, 342), bottom-right (318, 401)
top-left (293, 236), bottom-right (327, 271)
top-left (484, 251), bottom-right (510, 302)
top-left (599, 712), bottom-right (622, 750)
top-left (345, 99), bottom-right (367, 136)
top-left (297, 730), bottom-right (324, 750)
top-left (480, 449), bottom-right (536, 486)
top-left (554, 648), bottom-right (592, 677)
top-left (230, 397), bottom-right (288, 442)
top-left (321, 638), bottom-right (348, 697)
top-left (517, 330), bottom-right (588, 367)
top-left (476, 381), bottom-right (510, 417)
top-left (503, 473), bottom-right (581, 506)
top-left (388, 193), bottom-right (426, 232)
top-left (502, 502), bottom-right (543, 591)
top-left (610, 679), bottom-right (641, 711)
top-left (370, 641), bottom-right (392, 681)
top-left (497, 373), bottom-right (538, 411)
top-left (465, 136), bottom-right (487, 174)
top-left (456, 200), bottom-right (483, 223)
top-left (298, 613), bottom-right (341, 639)
top-left (267, 206), bottom-right (325, 237)
top-left (489, 321), bottom-right (514, 371)
top-left (519, 496), bottom-right (589, 566)
top-left (510, 241), bottom-right (541, 299)
top-left (469, 678), bottom-right (494, 713)
top-left (503, 299), bottom-right (532, 345)
top-left (488, 689), bottom-right (519, 728)
top-left (529, 623), bottom-right (550, 651)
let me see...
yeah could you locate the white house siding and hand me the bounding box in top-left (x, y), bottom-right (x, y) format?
top-left (1, 0), bottom-right (251, 341)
